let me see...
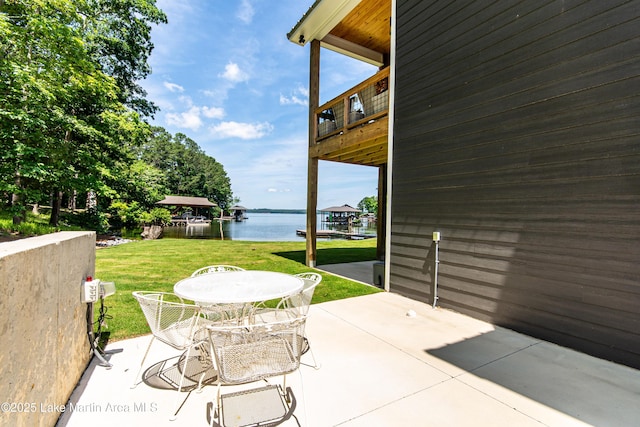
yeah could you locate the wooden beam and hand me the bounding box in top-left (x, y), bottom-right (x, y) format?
top-left (322, 142), bottom-right (387, 165)
top-left (325, 150), bottom-right (387, 166)
top-left (321, 34), bottom-right (384, 67)
top-left (323, 135), bottom-right (387, 158)
top-left (307, 40), bottom-right (321, 267)
top-left (307, 157), bottom-right (318, 266)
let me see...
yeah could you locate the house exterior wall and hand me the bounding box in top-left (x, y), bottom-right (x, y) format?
top-left (391, 0), bottom-right (640, 368)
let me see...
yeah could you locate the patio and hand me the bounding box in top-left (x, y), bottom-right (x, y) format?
top-left (57, 281), bottom-right (639, 427)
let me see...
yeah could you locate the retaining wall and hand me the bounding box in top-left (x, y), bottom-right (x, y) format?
top-left (0, 232), bottom-right (95, 426)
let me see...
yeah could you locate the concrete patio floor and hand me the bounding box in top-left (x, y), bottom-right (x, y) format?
top-left (57, 269), bottom-right (640, 427)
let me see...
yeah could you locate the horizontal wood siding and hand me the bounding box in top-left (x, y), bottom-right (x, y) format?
top-left (392, 0), bottom-right (640, 368)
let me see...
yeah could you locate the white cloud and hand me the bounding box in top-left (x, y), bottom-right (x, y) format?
top-left (279, 94), bottom-right (307, 106)
top-left (178, 95), bottom-right (194, 107)
top-left (165, 106), bottom-right (203, 131)
top-left (280, 85), bottom-right (308, 106)
top-left (163, 81), bottom-right (184, 93)
top-left (163, 103), bottom-right (226, 130)
top-left (209, 121), bottom-right (273, 139)
top-left (237, 0), bottom-right (255, 24)
top-left (220, 62), bottom-right (249, 83)
top-left (202, 106), bottom-right (225, 119)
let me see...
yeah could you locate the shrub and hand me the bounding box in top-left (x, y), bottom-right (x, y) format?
top-left (139, 207), bottom-right (172, 226)
top-left (109, 200), bottom-right (143, 229)
top-left (64, 209), bottom-right (110, 233)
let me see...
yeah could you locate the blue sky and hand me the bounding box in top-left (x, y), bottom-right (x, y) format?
top-left (139, 0), bottom-right (380, 210)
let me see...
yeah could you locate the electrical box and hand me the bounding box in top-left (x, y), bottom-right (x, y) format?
top-left (81, 278), bottom-right (116, 303)
top-left (81, 278), bottom-right (100, 303)
top-left (433, 231), bottom-right (441, 242)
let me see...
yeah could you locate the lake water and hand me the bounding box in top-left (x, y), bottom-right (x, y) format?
top-left (162, 212), bottom-right (377, 241)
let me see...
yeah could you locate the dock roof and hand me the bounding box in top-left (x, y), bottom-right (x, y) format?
top-left (156, 196), bottom-right (217, 208)
top-left (320, 204), bottom-right (361, 213)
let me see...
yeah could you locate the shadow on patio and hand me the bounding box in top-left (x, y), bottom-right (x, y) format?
top-left (57, 292), bottom-right (640, 427)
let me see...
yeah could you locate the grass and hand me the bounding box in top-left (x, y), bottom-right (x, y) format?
top-left (96, 238), bottom-right (382, 341)
top-left (0, 209), bottom-right (82, 238)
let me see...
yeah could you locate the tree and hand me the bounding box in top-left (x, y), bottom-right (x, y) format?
top-left (0, 0), bottom-right (116, 224)
top-left (139, 127), bottom-right (234, 210)
top-left (358, 195), bottom-right (378, 214)
top-left (82, 0), bottom-right (167, 116)
top-left (0, 0), bottom-right (166, 226)
top-left (1, 1), bottom-right (236, 232)
top-left (49, 0), bottom-right (166, 224)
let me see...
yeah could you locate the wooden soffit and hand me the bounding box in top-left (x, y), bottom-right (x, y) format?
top-left (288, 0), bottom-right (391, 67)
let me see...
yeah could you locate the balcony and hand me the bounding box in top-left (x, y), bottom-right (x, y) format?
top-left (312, 67), bottom-right (389, 167)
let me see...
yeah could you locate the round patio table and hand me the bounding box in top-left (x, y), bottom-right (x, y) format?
top-left (173, 270), bottom-right (304, 304)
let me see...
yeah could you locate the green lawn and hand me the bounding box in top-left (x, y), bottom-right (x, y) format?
top-left (96, 238), bottom-right (381, 341)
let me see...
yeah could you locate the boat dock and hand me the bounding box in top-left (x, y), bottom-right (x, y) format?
top-left (169, 219), bottom-right (212, 226)
top-left (296, 229), bottom-right (375, 239)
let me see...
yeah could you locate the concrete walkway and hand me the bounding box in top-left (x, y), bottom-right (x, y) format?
top-left (316, 260), bottom-right (378, 286)
top-left (58, 290), bottom-right (639, 427)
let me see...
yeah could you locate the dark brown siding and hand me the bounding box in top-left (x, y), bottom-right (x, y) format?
top-left (391, 0), bottom-right (640, 368)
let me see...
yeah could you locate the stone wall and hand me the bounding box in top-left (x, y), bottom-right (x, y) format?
top-left (0, 232), bottom-right (95, 427)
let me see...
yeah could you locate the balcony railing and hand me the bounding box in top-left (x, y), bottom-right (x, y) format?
top-left (314, 67), bottom-right (390, 143)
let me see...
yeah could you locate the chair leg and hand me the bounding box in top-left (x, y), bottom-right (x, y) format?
top-left (171, 391), bottom-right (192, 422)
top-left (293, 368), bottom-right (306, 427)
top-left (131, 335), bottom-right (155, 389)
top-left (196, 342), bottom-right (211, 393)
top-left (301, 337), bottom-right (321, 370)
top-left (210, 383), bottom-right (223, 427)
top-left (170, 343), bottom-right (196, 421)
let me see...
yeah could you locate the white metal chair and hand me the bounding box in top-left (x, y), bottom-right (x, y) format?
top-left (191, 265), bottom-right (245, 276)
top-left (287, 273), bottom-right (321, 369)
top-left (131, 291), bottom-right (215, 420)
top-left (288, 273), bottom-right (322, 316)
top-left (206, 314), bottom-right (308, 427)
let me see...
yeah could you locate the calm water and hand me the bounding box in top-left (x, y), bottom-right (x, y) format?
top-left (162, 212), bottom-right (376, 241)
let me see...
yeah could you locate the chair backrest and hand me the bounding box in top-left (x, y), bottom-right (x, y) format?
top-left (207, 315), bottom-right (307, 384)
top-left (295, 272), bottom-right (322, 285)
top-left (289, 272), bottom-right (322, 315)
top-left (190, 265), bottom-right (245, 277)
top-left (132, 291), bottom-right (203, 349)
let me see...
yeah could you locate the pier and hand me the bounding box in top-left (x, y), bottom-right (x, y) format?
top-left (296, 229), bottom-right (375, 240)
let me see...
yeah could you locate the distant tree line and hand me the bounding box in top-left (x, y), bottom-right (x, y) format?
top-left (0, 1), bottom-right (233, 232)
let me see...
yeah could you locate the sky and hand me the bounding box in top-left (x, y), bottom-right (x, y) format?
top-left (139, 0), bottom-right (381, 210)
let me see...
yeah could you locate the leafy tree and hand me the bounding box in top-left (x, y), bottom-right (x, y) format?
top-left (82, 0), bottom-right (167, 116)
top-left (104, 158), bottom-right (168, 229)
top-left (0, 0), bottom-right (116, 224)
top-left (139, 127), bottom-right (234, 211)
top-left (0, 0), bottom-right (166, 226)
top-left (125, 160), bottom-right (168, 209)
top-left (358, 196), bottom-right (378, 214)
top-left (0, 1), bottom-right (236, 233)
top-left (139, 207), bottom-right (172, 226)
top-left (108, 200), bottom-right (143, 229)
